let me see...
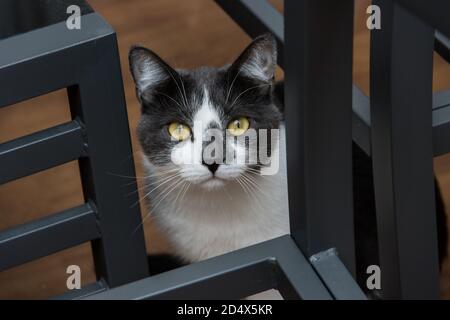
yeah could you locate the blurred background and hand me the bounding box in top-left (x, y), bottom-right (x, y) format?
top-left (0, 0), bottom-right (449, 299)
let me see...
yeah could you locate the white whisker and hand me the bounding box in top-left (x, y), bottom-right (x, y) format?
top-left (132, 178), bottom-right (184, 234)
top-left (151, 178), bottom-right (185, 212)
top-left (225, 70), bottom-right (241, 104)
top-left (178, 73), bottom-right (190, 110)
top-left (162, 64), bottom-right (190, 110)
top-left (230, 84), bottom-right (271, 110)
top-left (179, 182), bottom-right (191, 203)
top-left (125, 171), bottom-right (180, 196)
top-left (154, 90), bottom-right (183, 108)
top-left (130, 172), bottom-right (181, 208)
top-left (173, 181), bottom-right (188, 205)
top-left (240, 174), bottom-right (266, 212)
top-left (242, 172), bottom-right (270, 197)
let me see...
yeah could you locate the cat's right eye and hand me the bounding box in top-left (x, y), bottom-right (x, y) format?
top-left (168, 122), bottom-right (191, 141)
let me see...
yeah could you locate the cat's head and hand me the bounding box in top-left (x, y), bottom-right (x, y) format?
top-left (129, 34), bottom-right (282, 190)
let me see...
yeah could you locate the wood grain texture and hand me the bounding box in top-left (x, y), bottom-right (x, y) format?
top-left (0, 0), bottom-right (448, 299)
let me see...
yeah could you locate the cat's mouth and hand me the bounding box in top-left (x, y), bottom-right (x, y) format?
top-left (200, 176), bottom-right (226, 190)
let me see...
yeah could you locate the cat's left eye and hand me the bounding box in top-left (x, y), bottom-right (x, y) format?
top-left (227, 117), bottom-right (250, 136)
top-left (168, 122), bottom-right (191, 141)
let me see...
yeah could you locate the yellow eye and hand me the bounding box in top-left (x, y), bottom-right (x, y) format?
top-left (168, 122), bottom-right (191, 141)
top-left (227, 117), bottom-right (250, 136)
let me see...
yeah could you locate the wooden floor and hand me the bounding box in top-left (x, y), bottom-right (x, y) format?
top-left (0, 0), bottom-right (449, 299)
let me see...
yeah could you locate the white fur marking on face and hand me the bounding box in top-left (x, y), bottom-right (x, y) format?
top-left (193, 88), bottom-right (221, 129)
top-left (170, 88), bottom-right (225, 186)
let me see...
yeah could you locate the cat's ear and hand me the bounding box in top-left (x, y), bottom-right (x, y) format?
top-left (230, 34), bottom-right (277, 82)
top-left (129, 46), bottom-right (175, 95)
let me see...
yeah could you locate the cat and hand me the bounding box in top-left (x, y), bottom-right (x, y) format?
top-left (129, 34), bottom-right (289, 264)
top-left (129, 34), bottom-right (448, 297)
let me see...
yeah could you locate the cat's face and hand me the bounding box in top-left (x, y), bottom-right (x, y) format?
top-left (129, 34), bottom-right (282, 190)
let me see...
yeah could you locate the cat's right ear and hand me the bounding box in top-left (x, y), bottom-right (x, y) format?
top-left (129, 46), bottom-right (175, 96)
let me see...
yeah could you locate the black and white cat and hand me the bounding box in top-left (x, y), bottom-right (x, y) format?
top-left (129, 34), bottom-right (290, 263)
top-left (129, 34), bottom-right (448, 295)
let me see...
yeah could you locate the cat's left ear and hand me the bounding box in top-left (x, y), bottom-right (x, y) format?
top-left (230, 34), bottom-right (277, 83)
top-left (129, 45), bottom-right (175, 95)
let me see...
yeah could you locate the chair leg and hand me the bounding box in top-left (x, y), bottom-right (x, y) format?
top-left (370, 0), bottom-right (440, 299)
top-left (68, 33), bottom-right (149, 287)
